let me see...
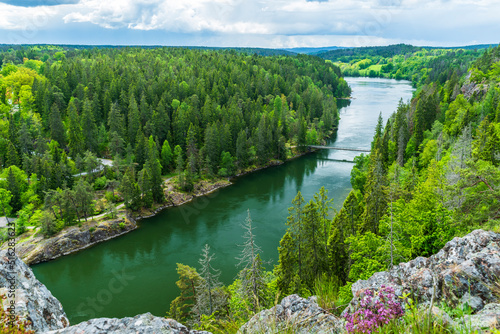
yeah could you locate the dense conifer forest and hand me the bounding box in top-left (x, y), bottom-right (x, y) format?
top-left (166, 45), bottom-right (500, 332)
top-left (0, 45), bottom-right (350, 238)
top-left (1, 43), bottom-right (499, 333)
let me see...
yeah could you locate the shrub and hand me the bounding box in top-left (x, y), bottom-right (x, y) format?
top-left (344, 285), bottom-right (404, 333)
top-left (89, 227), bottom-right (96, 233)
top-left (93, 176), bottom-right (107, 190)
top-left (119, 222), bottom-right (125, 229)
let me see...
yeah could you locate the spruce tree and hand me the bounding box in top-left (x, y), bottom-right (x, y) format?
top-left (193, 244), bottom-right (224, 318)
top-left (161, 140), bottom-right (173, 174)
top-left (67, 98), bottom-right (84, 158)
top-left (145, 136), bottom-right (164, 203)
top-left (128, 96), bottom-right (140, 145)
top-left (236, 209), bottom-right (266, 311)
top-left (168, 263), bottom-right (201, 323)
top-left (81, 98), bottom-right (98, 153)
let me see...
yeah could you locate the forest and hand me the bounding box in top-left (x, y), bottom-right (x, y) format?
top-left (0, 45), bottom-right (350, 238)
top-left (164, 45), bottom-right (500, 332)
top-left (1, 42), bottom-right (499, 333)
top-left (318, 44), bottom-right (489, 87)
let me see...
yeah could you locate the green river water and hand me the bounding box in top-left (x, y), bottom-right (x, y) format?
top-left (32, 77), bottom-right (414, 324)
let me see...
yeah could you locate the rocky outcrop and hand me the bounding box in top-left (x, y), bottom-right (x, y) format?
top-left (1, 251), bottom-right (210, 334)
top-left (0, 250), bottom-right (69, 332)
top-left (45, 312), bottom-right (211, 334)
top-left (345, 230), bottom-right (500, 318)
top-left (461, 72), bottom-right (489, 99)
top-left (238, 294), bottom-right (343, 334)
top-left (461, 303), bottom-right (500, 330)
top-left (1, 218), bottom-right (137, 266)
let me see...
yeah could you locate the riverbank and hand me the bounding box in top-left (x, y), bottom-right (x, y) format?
top-left (1, 145), bottom-right (321, 266)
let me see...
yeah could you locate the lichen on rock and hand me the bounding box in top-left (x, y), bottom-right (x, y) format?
top-left (238, 294), bottom-right (343, 334)
top-left (344, 229), bottom-right (500, 322)
top-left (44, 312), bottom-right (211, 334)
top-left (0, 250), bottom-right (69, 332)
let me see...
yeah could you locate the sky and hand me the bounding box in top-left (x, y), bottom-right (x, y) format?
top-left (0, 0), bottom-right (498, 48)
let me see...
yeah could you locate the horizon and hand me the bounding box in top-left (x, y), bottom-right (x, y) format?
top-left (0, 42), bottom-right (498, 50)
top-left (1, 0), bottom-right (499, 48)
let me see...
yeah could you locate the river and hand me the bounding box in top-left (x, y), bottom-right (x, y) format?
top-left (32, 77), bottom-right (414, 324)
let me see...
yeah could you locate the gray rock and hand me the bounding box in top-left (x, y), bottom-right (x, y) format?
top-left (461, 292), bottom-right (484, 312)
top-left (0, 218), bottom-right (137, 265)
top-left (238, 294), bottom-right (343, 334)
top-left (345, 230), bottom-right (500, 316)
top-left (424, 305), bottom-right (456, 328)
top-left (45, 312), bottom-right (211, 334)
top-left (460, 303), bottom-right (500, 330)
top-left (0, 250), bottom-right (69, 332)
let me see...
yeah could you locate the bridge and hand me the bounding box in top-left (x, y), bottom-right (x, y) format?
top-left (316, 158), bottom-right (355, 163)
top-left (309, 145), bottom-right (371, 153)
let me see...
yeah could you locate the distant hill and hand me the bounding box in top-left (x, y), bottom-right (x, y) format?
top-left (315, 43), bottom-right (499, 61)
top-left (422, 44), bottom-right (498, 50)
top-left (281, 46), bottom-right (345, 55)
top-left (315, 44), bottom-right (422, 61)
top-left (0, 44), bottom-right (296, 57)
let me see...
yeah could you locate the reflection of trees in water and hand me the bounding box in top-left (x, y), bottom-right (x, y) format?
top-left (337, 98), bottom-right (351, 110)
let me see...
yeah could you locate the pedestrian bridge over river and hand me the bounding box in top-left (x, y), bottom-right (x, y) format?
top-left (308, 145), bottom-right (371, 153)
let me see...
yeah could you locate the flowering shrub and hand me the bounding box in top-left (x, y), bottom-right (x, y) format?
top-left (344, 285), bottom-right (404, 333)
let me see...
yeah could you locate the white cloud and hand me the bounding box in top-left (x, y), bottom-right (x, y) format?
top-left (0, 0), bottom-right (499, 47)
top-left (0, 3), bottom-right (59, 30)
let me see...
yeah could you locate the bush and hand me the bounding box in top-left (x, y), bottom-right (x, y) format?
top-left (93, 176), bottom-right (107, 190)
top-left (119, 222), bottom-right (125, 229)
top-left (89, 227), bottom-right (96, 233)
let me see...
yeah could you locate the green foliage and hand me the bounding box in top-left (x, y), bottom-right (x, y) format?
top-left (168, 263), bottom-right (201, 323)
top-left (313, 273), bottom-right (341, 313)
top-left (93, 176), bottom-right (107, 190)
top-left (1, 46), bottom-right (350, 219)
top-left (324, 45), bottom-right (485, 87)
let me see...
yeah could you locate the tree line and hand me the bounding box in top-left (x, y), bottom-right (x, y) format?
top-left (0, 45), bottom-right (350, 238)
top-left (167, 45), bottom-right (500, 332)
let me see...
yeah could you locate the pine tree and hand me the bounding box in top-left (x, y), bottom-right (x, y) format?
top-left (67, 98), bottom-right (84, 158)
top-left (81, 98), bottom-right (98, 153)
top-left (302, 199), bottom-right (328, 284)
top-left (6, 141), bottom-right (19, 168)
top-left (285, 191), bottom-right (305, 282)
top-left (18, 122), bottom-right (32, 156)
top-left (5, 167), bottom-right (21, 212)
top-left (152, 99), bottom-right (170, 145)
top-left (120, 170), bottom-right (141, 210)
top-left (134, 130), bottom-right (147, 169)
top-left (363, 150), bottom-right (387, 234)
top-left (276, 232), bottom-right (296, 294)
top-left (138, 167), bottom-right (153, 208)
top-left (313, 186), bottom-right (333, 255)
top-left (168, 263), bottom-right (201, 323)
top-left (161, 140), bottom-right (173, 174)
top-left (74, 178), bottom-right (94, 221)
top-left (145, 136), bottom-right (164, 203)
top-left (128, 96), bottom-right (140, 145)
top-left (109, 130), bottom-right (125, 157)
top-left (108, 102), bottom-right (125, 140)
top-left (193, 244), bottom-right (224, 318)
top-left (236, 209), bottom-right (267, 311)
top-left (236, 129), bottom-right (248, 168)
